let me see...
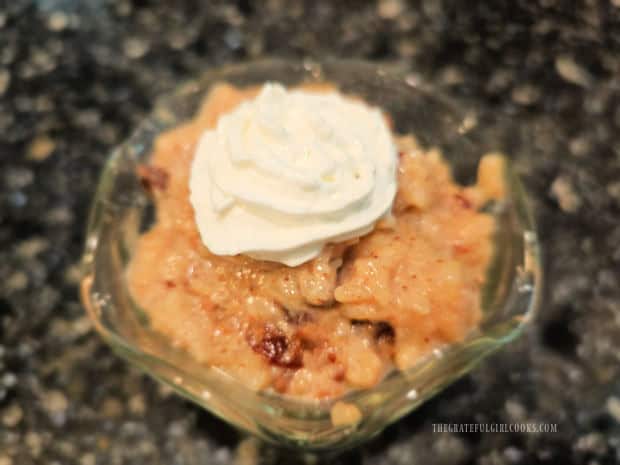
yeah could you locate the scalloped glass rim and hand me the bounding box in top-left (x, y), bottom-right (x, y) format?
top-left (80, 58), bottom-right (541, 451)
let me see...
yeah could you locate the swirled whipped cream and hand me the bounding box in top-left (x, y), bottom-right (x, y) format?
top-left (189, 83), bottom-right (397, 266)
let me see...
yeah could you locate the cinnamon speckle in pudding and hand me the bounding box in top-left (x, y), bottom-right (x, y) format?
top-left (454, 193), bottom-right (473, 209)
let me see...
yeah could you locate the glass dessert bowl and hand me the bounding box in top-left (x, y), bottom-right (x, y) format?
top-left (80, 59), bottom-right (541, 451)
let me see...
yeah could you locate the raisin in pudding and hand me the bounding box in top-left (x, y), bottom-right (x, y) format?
top-left (127, 82), bottom-right (504, 400)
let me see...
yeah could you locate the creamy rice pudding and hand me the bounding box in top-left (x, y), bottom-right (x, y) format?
top-left (127, 83), bottom-right (504, 400)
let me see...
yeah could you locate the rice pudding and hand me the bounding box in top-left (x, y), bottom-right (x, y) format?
top-left (127, 83), bottom-right (504, 400)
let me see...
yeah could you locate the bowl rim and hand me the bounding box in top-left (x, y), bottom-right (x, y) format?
top-left (80, 57), bottom-right (542, 448)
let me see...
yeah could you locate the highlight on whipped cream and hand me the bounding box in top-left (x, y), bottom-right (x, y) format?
top-left (189, 83), bottom-right (398, 266)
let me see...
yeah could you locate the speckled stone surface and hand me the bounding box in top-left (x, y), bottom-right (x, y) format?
top-left (1, 1), bottom-right (620, 464)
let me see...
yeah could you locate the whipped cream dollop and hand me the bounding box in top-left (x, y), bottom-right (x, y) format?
top-left (189, 83), bottom-right (397, 266)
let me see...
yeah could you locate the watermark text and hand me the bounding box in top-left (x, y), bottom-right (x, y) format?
top-left (433, 423), bottom-right (558, 433)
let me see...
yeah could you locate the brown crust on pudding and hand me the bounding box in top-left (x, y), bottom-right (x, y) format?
top-left (137, 164), bottom-right (169, 193)
top-left (247, 323), bottom-right (304, 369)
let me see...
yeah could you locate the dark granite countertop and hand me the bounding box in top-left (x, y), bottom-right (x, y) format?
top-left (1, 1), bottom-right (620, 464)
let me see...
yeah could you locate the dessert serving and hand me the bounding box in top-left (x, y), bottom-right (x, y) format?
top-left (126, 81), bottom-right (505, 400)
top-left (81, 60), bottom-right (540, 448)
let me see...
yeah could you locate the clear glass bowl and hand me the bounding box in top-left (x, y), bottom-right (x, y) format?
top-left (80, 59), bottom-right (541, 451)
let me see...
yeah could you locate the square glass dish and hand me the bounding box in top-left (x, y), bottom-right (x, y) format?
top-left (80, 59), bottom-right (541, 451)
